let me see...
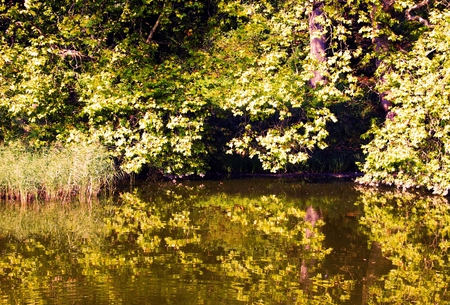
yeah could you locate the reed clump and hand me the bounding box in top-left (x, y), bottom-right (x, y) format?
top-left (0, 142), bottom-right (119, 204)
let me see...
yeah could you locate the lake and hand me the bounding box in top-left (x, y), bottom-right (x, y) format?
top-left (1, 177), bottom-right (449, 304)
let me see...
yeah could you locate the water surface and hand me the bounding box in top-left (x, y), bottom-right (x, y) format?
top-left (1, 178), bottom-right (449, 304)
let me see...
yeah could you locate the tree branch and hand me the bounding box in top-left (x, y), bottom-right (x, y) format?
top-left (146, 13), bottom-right (162, 43)
top-left (406, 0), bottom-right (434, 28)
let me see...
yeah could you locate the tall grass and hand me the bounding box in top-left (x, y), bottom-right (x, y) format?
top-left (0, 142), bottom-right (119, 204)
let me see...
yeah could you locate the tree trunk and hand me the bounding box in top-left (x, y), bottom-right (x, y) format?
top-left (371, 4), bottom-right (394, 117)
top-left (309, 2), bottom-right (327, 88)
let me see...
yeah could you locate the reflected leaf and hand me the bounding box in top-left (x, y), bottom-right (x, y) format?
top-left (357, 188), bottom-right (450, 304)
top-left (0, 180), bottom-right (360, 304)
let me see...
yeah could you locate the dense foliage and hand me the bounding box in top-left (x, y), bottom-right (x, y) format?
top-left (358, 12), bottom-right (450, 195)
top-left (1, 0), bottom-right (449, 192)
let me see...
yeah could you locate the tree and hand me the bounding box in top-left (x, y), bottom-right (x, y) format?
top-left (0, 0), bottom-right (216, 174)
top-left (358, 9), bottom-right (450, 195)
top-left (209, 0), bottom-right (339, 172)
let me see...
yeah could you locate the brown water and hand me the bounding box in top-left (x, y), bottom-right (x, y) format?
top-left (1, 178), bottom-right (449, 304)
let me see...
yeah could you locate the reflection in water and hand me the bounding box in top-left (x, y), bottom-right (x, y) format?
top-left (0, 191), bottom-right (337, 304)
top-left (300, 206), bottom-right (322, 287)
top-left (3, 179), bottom-right (449, 304)
top-left (193, 193), bottom-right (332, 303)
top-left (357, 188), bottom-right (450, 304)
top-left (361, 242), bottom-right (391, 304)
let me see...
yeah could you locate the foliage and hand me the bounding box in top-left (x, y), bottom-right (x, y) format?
top-left (0, 0), bottom-right (351, 176)
top-left (209, 0), bottom-right (339, 172)
top-left (358, 13), bottom-right (450, 195)
top-left (78, 57), bottom-right (213, 175)
top-left (0, 0), bottom-right (215, 175)
top-left (1, 0), bottom-right (450, 191)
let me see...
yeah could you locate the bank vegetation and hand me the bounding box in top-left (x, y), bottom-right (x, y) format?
top-left (0, 142), bottom-right (118, 204)
top-left (1, 0), bottom-right (450, 195)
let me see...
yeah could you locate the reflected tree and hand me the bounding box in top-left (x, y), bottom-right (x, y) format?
top-left (300, 206), bottom-right (322, 288)
top-left (357, 188), bottom-right (450, 304)
top-left (0, 186), bottom-right (358, 304)
top-left (361, 242), bottom-right (391, 304)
